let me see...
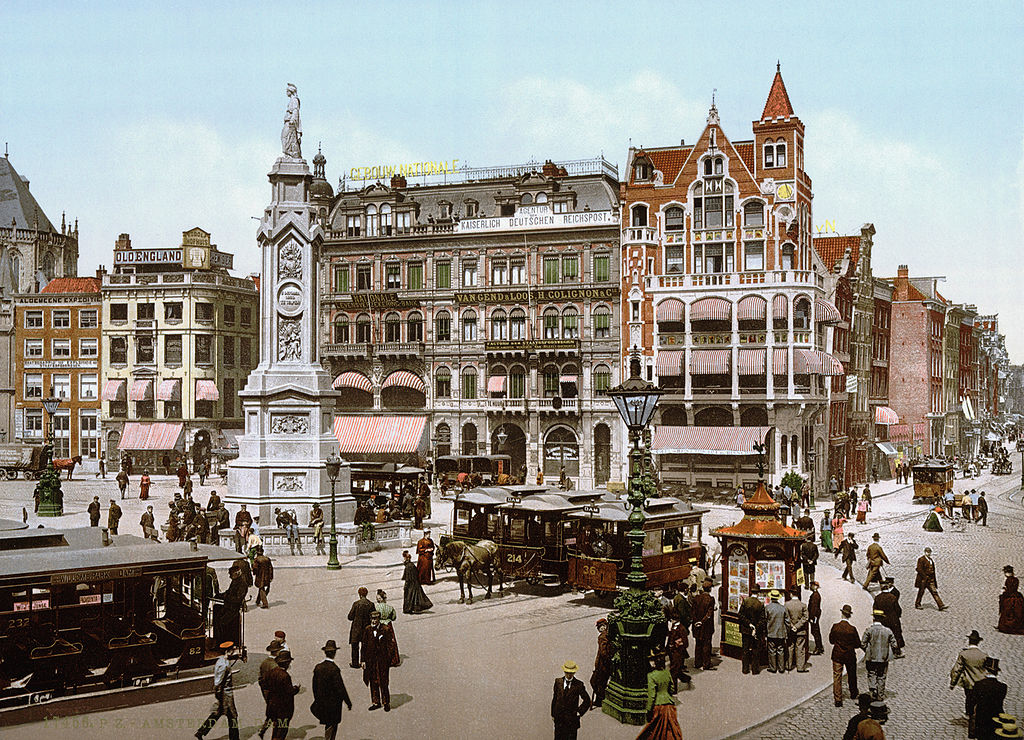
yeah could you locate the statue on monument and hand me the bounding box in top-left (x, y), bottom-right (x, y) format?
top-left (281, 83), bottom-right (302, 159)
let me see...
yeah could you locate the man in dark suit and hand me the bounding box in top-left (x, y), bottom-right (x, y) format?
top-left (971, 656), bottom-right (1006, 740)
top-left (551, 660), bottom-right (590, 740)
top-left (311, 640), bottom-right (351, 740)
top-left (361, 610), bottom-right (399, 711)
top-left (347, 586), bottom-right (375, 668)
top-left (808, 581), bottom-right (824, 655)
top-left (873, 578), bottom-right (905, 658)
top-left (691, 579), bottom-right (717, 670)
top-left (829, 604), bottom-right (860, 707)
top-left (915, 547), bottom-right (947, 610)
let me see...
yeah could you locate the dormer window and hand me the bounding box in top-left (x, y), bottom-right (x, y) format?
top-left (703, 156), bottom-right (724, 176)
top-left (763, 142), bottom-right (774, 168)
top-left (633, 159), bottom-right (652, 181)
top-left (535, 192), bottom-right (548, 204)
top-left (521, 193), bottom-right (533, 205)
top-left (439, 202), bottom-right (452, 219)
top-left (465, 200), bottom-right (478, 218)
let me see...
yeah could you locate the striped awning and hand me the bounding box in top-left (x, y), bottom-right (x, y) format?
top-left (874, 406), bottom-right (899, 425)
top-left (793, 349), bottom-right (844, 376)
top-left (157, 379), bottom-right (181, 401)
top-left (129, 379), bottom-right (153, 401)
top-left (334, 371), bottom-right (373, 393)
top-left (195, 380), bottom-right (220, 401)
top-left (772, 295), bottom-right (788, 320)
top-left (487, 375), bottom-right (507, 393)
top-left (656, 298), bottom-right (685, 322)
top-left (690, 297), bottom-right (731, 322)
top-left (690, 349), bottom-right (730, 375)
top-left (653, 426), bottom-right (772, 455)
top-left (737, 349), bottom-right (767, 375)
top-left (101, 379), bottom-right (126, 401)
top-left (815, 298), bottom-right (842, 323)
top-left (961, 397), bottom-right (975, 421)
top-left (332, 415), bottom-right (428, 455)
top-left (737, 295), bottom-right (767, 321)
top-left (560, 375), bottom-right (578, 385)
top-left (382, 370), bottom-right (425, 394)
top-left (656, 350), bottom-right (684, 377)
top-left (118, 422), bottom-right (184, 450)
top-left (773, 348), bottom-right (788, 375)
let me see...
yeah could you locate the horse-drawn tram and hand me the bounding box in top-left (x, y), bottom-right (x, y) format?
top-left (496, 493), bottom-right (587, 583)
top-left (566, 498), bottom-right (708, 594)
top-left (0, 526), bottom-right (241, 710)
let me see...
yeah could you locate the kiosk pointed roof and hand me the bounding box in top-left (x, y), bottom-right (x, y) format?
top-left (711, 480), bottom-right (808, 539)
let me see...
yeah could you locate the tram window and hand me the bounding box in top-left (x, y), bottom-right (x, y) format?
top-left (154, 577), bottom-right (167, 618)
top-left (544, 520), bottom-right (557, 543)
top-left (662, 527), bottom-right (683, 553)
top-left (487, 513), bottom-right (499, 535)
top-left (510, 518), bottom-right (525, 541)
top-left (643, 529), bottom-right (662, 557)
top-left (73, 583), bottom-right (103, 606)
top-left (562, 520), bottom-right (574, 544)
top-left (456, 509), bottom-right (470, 526)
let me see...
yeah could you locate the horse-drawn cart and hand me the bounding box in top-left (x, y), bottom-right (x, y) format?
top-left (0, 444), bottom-right (45, 481)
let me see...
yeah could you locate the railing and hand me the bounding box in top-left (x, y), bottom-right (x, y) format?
top-left (103, 272), bottom-right (255, 291)
top-left (486, 398), bottom-right (527, 412)
top-left (322, 342), bottom-right (372, 356)
top-left (536, 398), bottom-right (578, 412)
top-left (0, 226), bottom-right (75, 247)
top-left (623, 227), bottom-right (656, 243)
top-left (377, 342), bottom-right (424, 355)
top-left (134, 319), bottom-right (155, 329)
top-left (648, 270), bottom-right (819, 290)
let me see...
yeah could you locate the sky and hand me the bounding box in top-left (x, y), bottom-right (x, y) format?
top-left (3, 1), bottom-right (1023, 360)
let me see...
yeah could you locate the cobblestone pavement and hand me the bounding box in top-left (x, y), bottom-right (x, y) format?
top-left (731, 466), bottom-right (1024, 740)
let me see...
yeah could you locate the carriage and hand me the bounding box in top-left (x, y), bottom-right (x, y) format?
top-left (912, 459), bottom-right (957, 504)
top-left (437, 455), bottom-right (514, 492)
top-left (0, 444), bottom-right (46, 481)
top-left (566, 498), bottom-right (708, 594)
top-left (0, 526), bottom-right (242, 710)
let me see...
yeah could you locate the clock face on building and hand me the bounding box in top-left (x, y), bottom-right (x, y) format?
top-left (776, 183), bottom-right (794, 200)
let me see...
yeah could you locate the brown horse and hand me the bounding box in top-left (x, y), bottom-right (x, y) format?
top-left (437, 539), bottom-right (504, 604)
top-left (53, 456), bottom-right (83, 480)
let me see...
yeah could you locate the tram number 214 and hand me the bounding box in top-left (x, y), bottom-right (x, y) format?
top-left (504, 553), bottom-right (524, 565)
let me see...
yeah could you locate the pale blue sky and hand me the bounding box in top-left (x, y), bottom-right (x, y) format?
top-left (3, 1), bottom-right (1022, 359)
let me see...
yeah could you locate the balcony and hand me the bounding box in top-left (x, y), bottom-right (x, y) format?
top-left (134, 319), bottom-right (156, 330)
top-left (377, 342), bottom-right (424, 357)
top-left (536, 397), bottom-right (578, 414)
top-left (485, 398), bottom-right (527, 413)
top-left (647, 270), bottom-right (822, 292)
top-left (322, 342), bottom-right (372, 358)
top-left (623, 227), bottom-right (656, 244)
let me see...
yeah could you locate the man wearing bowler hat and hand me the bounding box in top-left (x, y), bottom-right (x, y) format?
top-left (950, 629), bottom-right (988, 737)
top-left (263, 649), bottom-right (300, 740)
top-left (972, 657), bottom-right (1007, 740)
top-left (312, 639), bottom-right (352, 740)
top-left (830, 604), bottom-right (860, 707)
top-left (551, 659), bottom-right (590, 739)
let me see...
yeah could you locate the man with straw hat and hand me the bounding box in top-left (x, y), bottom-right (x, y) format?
top-left (551, 659), bottom-right (590, 739)
top-left (996, 715), bottom-right (1023, 738)
top-left (765, 589), bottom-right (788, 673)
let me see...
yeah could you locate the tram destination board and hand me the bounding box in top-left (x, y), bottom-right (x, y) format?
top-left (51, 567), bottom-right (143, 585)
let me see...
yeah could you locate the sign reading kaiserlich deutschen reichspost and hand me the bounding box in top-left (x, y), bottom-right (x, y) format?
top-left (456, 209), bottom-right (617, 233)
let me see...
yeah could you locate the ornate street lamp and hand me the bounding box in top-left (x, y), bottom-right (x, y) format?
top-left (807, 449), bottom-right (817, 509)
top-left (325, 452), bottom-right (342, 570)
top-left (601, 348), bottom-right (664, 725)
top-left (36, 389), bottom-right (64, 517)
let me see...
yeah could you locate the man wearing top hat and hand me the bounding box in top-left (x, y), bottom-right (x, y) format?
top-left (312, 639), bottom-right (352, 740)
top-left (950, 630), bottom-right (988, 738)
top-left (691, 578), bottom-right (717, 671)
top-left (361, 609), bottom-right (399, 711)
top-left (551, 659), bottom-right (591, 740)
top-left (861, 609), bottom-right (898, 702)
top-left (830, 604), bottom-right (860, 707)
top-left (196, 641), bottom-right (242, 740)
top-left (873, 578), bottom-right (905, 658)
top-left (972, 657), bottom-right (1007, 740)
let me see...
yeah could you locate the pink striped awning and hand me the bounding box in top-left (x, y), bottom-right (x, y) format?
top-left (737, 296), bottom-right (767, 321)
top-left (772, 295), bottom-right (788, 320)
top-left (157, 379), bottom-right (181, 402)
top-left (559, 375), bottom-right (578, 385)
top-left (737, 349), bottom-right (766, 375)
top-left (487, 375), bottom-right (507, 393)
top-left (656, 299), bottom-right (685, 322)
top-left (653, 426), bottom-right (772, 456)
top-left (101, 379), bottom-right (126, 401)
top-left (793, 349), bottom-right (844, 376)
top-left (381, 370), bottom-right (425, 394)
top-left (332, 415), bottom-right (428, 455)
top-left (195, 380), bottom-right (220, 401)
top-left (815, 298), bottom-right (842, 323)
top-left (874, 406), bottom-right (899, 425)
top-left (690, 349), bottom-right (730, 375)
top-left (118, 422), bottom-right (184, 450)
top-left (690, 297), bottom-right (731, 322)
top-left (656, 350), bottom-right (684, 377)
top-left (334, 371), bottom-right (373, 393)
top-left (129, 379), bottom-right (153, 401)
top-left (773, 348), bottom-right (788, 375)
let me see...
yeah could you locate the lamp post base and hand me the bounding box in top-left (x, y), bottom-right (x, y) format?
top-left (37, 503), bottom-right (63, 517)
top-left (327, 537), bottom-right (340, 570)
top-left (601, 679), bottom-right (649, 726)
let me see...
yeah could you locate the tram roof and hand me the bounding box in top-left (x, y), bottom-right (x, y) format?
top-left (498, 493), bottom-right (583, 512)
top-left (454, 488), bottom-right (509, 506)
top-left (568, 498), bottom-right (707, 522)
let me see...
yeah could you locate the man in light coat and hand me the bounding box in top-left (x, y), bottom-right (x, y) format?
top-left (785, 592), bottom-right (811, 672)
top-left (860, 609), bottom-right (899, 702)
top-left (765, 590), bottom-right (788, 673)
top-left (949, 629), bottom-right (988, 737)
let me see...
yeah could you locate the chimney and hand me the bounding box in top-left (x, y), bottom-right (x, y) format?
top-left (390, 174), bottom-right (407, 189)
top-left (115, 233), bottom-right (131, 250)
top-left (894, 264), bottom-right (910, 301)
top-left (95, 266), bottom-right (106, 279)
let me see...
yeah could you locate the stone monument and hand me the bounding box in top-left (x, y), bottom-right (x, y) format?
top-left (228, 85), bottom-right (353, 523)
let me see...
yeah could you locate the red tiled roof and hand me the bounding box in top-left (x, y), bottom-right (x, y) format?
top-left (733, 142), bottom-right (755, 173)
top-left (762, 69), bottom-right (795, 120)
top-left (712, 516), bottom-right (809, 539)
top-left (813, 236), bottom-right (859, 272)
top-left (644, 148), bottom-right (692, 184)
top-left (40, 277), bottom-right (101, 294)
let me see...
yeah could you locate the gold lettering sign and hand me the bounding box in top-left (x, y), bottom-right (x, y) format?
top-left (349, 159), bottom-right (460, 181)
top-left (455, 287), bottom-right (618, 305)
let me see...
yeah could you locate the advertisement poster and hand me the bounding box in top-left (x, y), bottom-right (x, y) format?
top-left (754, 560), bottom-right (786, 590)
top-left (727, 558), bottom-right (750, 613)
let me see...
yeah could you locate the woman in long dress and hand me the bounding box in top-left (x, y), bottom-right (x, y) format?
top-left (635, 653), bottom-right (682, 740)
top-left (831, 511), bottom-right (846, 545)
top-left (820, 515), bottom-right (833, 552)
top-left (401, 550), bottom-right (433, 614)
top-left (997, 565), bottom-right (1024, 634)
top-left (855, 496), bottom-right (869, 523)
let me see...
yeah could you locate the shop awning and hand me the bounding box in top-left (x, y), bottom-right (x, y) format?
top-left (737, 295), bottom-right (767, 321)
top-left (875, 442), bottom-right (898, 456)
top-left (874, 406), bottom-right (899, 425)
top-left (690, 297), bottom-right (731, 322)
top-left (196, 380), bottom-right (220, 401)
top-left (773, 348), bottom-right (788, 375)
top-left (334, 371), bottom-right (373, 393)
top-left (793, 349), bottom-right (844, 376)
top-left (559, 375), bottom-right (578, 385)
top-left (381, 370), bottom-right (425, 393)
top-left (690, 349), bottom-right (730, 375)
top-left (129, 379), bottom-right (153, 401)
top-left (332, 415), bottom-right (429, 455)
top-left (157, 379), bottom-right (181, 402)
top-left (653, 426), bottom-right (772, 455)
top-left (656, 298), bottom-right (684, 322)
top-left (656, 350), bottom-right (684, 377)
top-left (487, 375), bottom-right (507, 393)
top-left (815, 298), bottom-right (842, 323)
top-left (961, 397), bottom-right (976, 421)
top-left (737, 349), bottom-right (766, 375)
top-left (101, 379), bottom-right (126, 401)
top-left (118, 422), bottom-right (184, 450)
top-left (772, 295), bottom-right (788, 320)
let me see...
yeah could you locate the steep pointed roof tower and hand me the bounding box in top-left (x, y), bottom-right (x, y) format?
top-left (761, 62), bottom-right (796, 121)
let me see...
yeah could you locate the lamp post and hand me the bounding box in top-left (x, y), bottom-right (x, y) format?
top-left (325, 452), bottom-right (342, 570)
top-left (807, 449), bottom-right (817, 509)
top-left (36, 390), bottom-right (64, 517)
top-left (601, 348), bottom-right (664, 725)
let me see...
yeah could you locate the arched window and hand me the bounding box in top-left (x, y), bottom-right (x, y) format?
top-left (435, 422), bottom-right (451, 456)
top-left (561, 307), bottom-right (579, 339)
top-left (704, 158), bottom-right (713, 176)
top-left (664, 206), bottom-right (685, 231)
top-left (714, 157), bottom-right (724, 175)
top-left (521, 192), bottom-right (533, 205)
top-left (356, 313), bottom-right (371, 343)
top-left (461, 422), bottom-right (478, 455)
top-left (542, 364), bottom-right (559, 398)
top-left (535, 192), bottom-right (548, 204)
top-left (509, 364), bottom-right (527, 398)
top-left (461, 367), bottom-right (477, 400)
top-left (332, 315), bottom-right (349, 344)
top-left (365, 204), bottom-right (379, 237)
top-left (790, 435), bottom-right (799, 466)
top-left (543, 307), bottom-right (559, 340)
top-left (630, 204), bottom-right (648, 227)
top-left (42, 251), bottom-right (55, 281)
top-left (794, 298), bottom-right (811, 330)
top-left (509, 308), bottom-right (527, 340)
top-left (763, 142), bottom-right (774, 168)
top-left (593, 364), bottom-right (611, 393)
top-left (781, 437), bottom-right (788, 465)
top-left (380, 203), bottom-right (392, 235)
top-left (384, 311), bottom-right (401, 343)
top-left (407, 311), bottom-right (423, 342)
top-left (743, 200), bottom-right (765, 227)
top-left (592, 306), bottom-right (611, 339)
top-left (461, 310), bottom-right (477, 342)
top-left (775, 140), bottom-right (787, 167)
top-left (781, 243), bottom-right (795, 270)
top-left (9, 251), bottom-right (20, 290)
top-left (434, 310), bottom-right (452, 342)
top-left (490, 309), bottom-right (508, 341)
top-left (544, 426), bottom-right (579, 477)
top-left (594, 423), bottom-right (611, 485)
top-left (435, 367), bottom-right (451, 398)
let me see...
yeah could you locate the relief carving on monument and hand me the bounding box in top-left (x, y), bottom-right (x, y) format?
top-left (278, 318), bottom-right (302, 361)
top-left (271, 414), bottom-right (309, 434)
top-left (273, 473), bottom-right (305, 492)
top-left (279, 243), bottom-right (302, 279)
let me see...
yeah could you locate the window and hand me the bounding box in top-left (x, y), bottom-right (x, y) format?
top-left (385, 312), bottom-right (401, 342)
top-left (368, 205), bottom-right (381, 236)
top-left (630, 204), bottom-right (648, 227)
top-left (356, 264), bottom-right (372, 291)
top-left (333, 317), bottom-right (349, 344)
top-left (380, 204), bottom-right (392, 236)
top-left (110, 337), bottom-right (127, 364)
top-left (164, 399), bottom-right (181, 418)
top-left (500, 202), bottom-right (515, 216)
top-left (543, 309), bottom-right (559, 339)
top-left (594, 366), bottom-right (612, 393)
top-left (593, 308), bottom-right (611, 339)
top-left (461, 311), bottom-right (477, 342)
top-left (196, 302), bottom-right (214, 322)
top-left (395, 210), bottom-right (411, 234)
top-left (78, 308), bottom-right (98, 328)
top-left (79, 410), bottom-right (98, 458)
top-left (334, 265), bottom-right (350, 293)
top-left (53, 411), bottom-right (70, 457)
top-left (223, 336), bottom-right (235, 366)
top-left (110, 303), bottom-right (128, 322)
top-left (631, 301), bottom-right (640, 322)
top-left (465, 200), bottom-right (478, 218)
top-left (744, 201), bottom-right (765, 227)
top-left (136, 336), bottom-right (154, 364)
top-left (196, 335), bottom-right (212, 364)
top-left (165, 335), bottom-right (182, 365)
top-left (436, 261), bottom-right (451, 289)
top-left (553, 200), bottom-right (569, 214)
top-left (509, 368), bottom-right (526, 398)
top-left (385, 263), bottom-right (401, 289)
top-left (195, 400), bottom-right (214, 418)
top-left (408, 312), bottom-right (423, 342)
top-left (510, 309), bottom-right (526, 341)
top-left (52, 310), bottom-right (71, 328)
top-left (435, 367), bottom-right (451, 398)
top-left (794, 299), bottom-right (811, 330)
top-left (781, 243), bottom-right (794, 270)
top-left (223, 305), bottom-right (236, 325)
top-left (164, 302), bottom-right (182, 321)
top-left (490, 310), bottom-right (508, 340)
top-left (240, 306), bottom-right (252, 326)
top-left (776, 140), bottom-right (787, 167)
top-left (52, 339), bottom-right (71, 358)
top-left (240, 337), bottom-right (252, 366)
top-left (562, 308), bottom-right (579, 339)
top-left (440, 202), bottom-right (453, 219)
top-left (137, 303), bottom-right (154, 321)
top-left (510, 259), bottom-right (525, 284)
top-left (744, 241), bottom-right (765, 271)
top-left (666, 244), bottom-right (684, 273)
top-left (25, 373), bottom-right (43, 399)
top-left (543, 256), bottom-right (559, 284)
top-left (346, 214), bottom-right (361, 237)
top-left (25, 310), bottom-right (42, 328)
top-left (491, 258), bottom-right (508, 286)
top-left (633, 159), bottom-right (652, 181)
top-left (223, 378), bottom-right (235, 417)
top-left (665, 206), bottom-right (685, 231)
top-left (696, 242), bottom-right (733, 274)
top-left (25, 339), bottom-right (43, 358)
top-left (435, 312), bottom-right (451, 342)
top-left (594, 254), bottom-right (610, 282)
top-left (462, 260), bottom-right (477, 287)
top-left (543, 366), bottom-right (559, 397)
top-left (763, 142), bottom-right (774, 168)
top-left (561, 255), bottom-right (579, 282)
top-left (461, 368), bottom-right (477, 399)
top-left (408, 262), bottom-right (423, 290)
top-left (109, 399), bottom-right (127, 417)
top-left (25, 409), bottom-right (44, 437)
top-left (53, 374), bottom-right (71, 400)
top-left (356, 315), bottom-right (371, 343)
top-left (79, 373), bottom-right (98, 400)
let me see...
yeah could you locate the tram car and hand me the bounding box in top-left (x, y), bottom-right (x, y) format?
top-left (495, 493), bottom-right (586, 583)
top-left (0, 526), bottom-right (241, 709)
top-left (912, 459), bottom-right (957, 504)
top-left (443, 484), bottom-right (555, 545)
top-left (566, 498), bottom-right (708, 594)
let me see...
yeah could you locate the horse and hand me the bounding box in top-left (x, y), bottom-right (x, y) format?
top-left (53, 456), bottom-right (83, 480)
top-left (437, 539), bottom-right (504, 604)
